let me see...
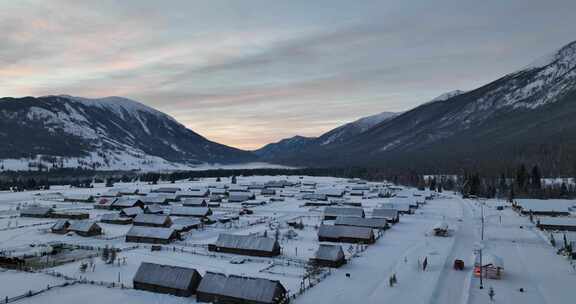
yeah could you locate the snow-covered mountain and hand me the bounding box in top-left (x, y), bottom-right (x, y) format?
top-left (0, 95), bottom-right (255, 171)
top-left (254, 111), bottom-right (397, 160)
top-left (262, 39), bottom-right (576, 173)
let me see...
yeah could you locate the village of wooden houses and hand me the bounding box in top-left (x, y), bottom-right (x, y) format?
top-left (0, 175), bottom-right (575, 304)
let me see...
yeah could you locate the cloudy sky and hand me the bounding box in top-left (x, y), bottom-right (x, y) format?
top-left (1, 0), bottom-right (575, 150)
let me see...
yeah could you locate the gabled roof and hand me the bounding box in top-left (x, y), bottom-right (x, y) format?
top-left (324, 207), bottom-right (364, 218)
top-left (133, 262), bottom-right (201, 290)
top-left (182, 198), bottom-right (208, 206)
top-left (214, 234), bottom-right (278, 252)
top-left (318, 225), bottom-right (374, 240)
top-left (197, 272), bottom-right (285, 303)
top-left (51, 219), bottom-right (70, 231)
top-left (335, 217), bottom-right (387, 229)
top-left (69, 221), bottom-right (100, 232)
top-left (134, 214), bottom-right (171, 225)
top-left (121, 207), bottom-right (143, 217)
top-left (126, 226), bottom-right (176, 239)
top-left (112, 197), bottom-right (143, 208)
top-left (314, 244), bottom-right (345, 261)
top-left (176, 189), bottom-right (209, 198)
top-left (372, 208), bottom-right (399, 219)
top-left (169, 206), bottom-right (211, 217)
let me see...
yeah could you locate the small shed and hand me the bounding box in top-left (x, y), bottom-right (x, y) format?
top-left (126, 226), bottom-right (179, 244)
top-left (68, 221), bottom-right (102, 237)
top-left (323, 207), bottom-right (365, 220)
top-left (318, 225), bottom-right (375, 244)
top-left (474, 254), bottom-right (504, 279)
top-left (208, 234), bottom-right (281, 257)
top-left (51, 220), bottom-right (71, 234)
top-left (133, 262), bottom-right (202, 297)
top-left (196, 272), bottom-right (288, 304)
top-left (310, 244), bottom-right (346, 268)
top-left (133, 214), bottom-right (172, 227)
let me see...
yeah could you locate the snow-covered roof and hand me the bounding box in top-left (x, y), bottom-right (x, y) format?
top-left (126, 226), bottom-right (176, 239)
top-left (176, 189), bottom-right (209, 198)
top-left (182, 198), bottom-right (208, 206)
top-left (324, 207), bottom-right (364, 218)
top-left (318, 225), bottom-right (374, 240)
top-left (112, 197), bottom-right (142, 208)
top-left (100, 213), bottom-right (129, 221)
top-left (140, 196), bottom-right (169, 204)
top-left (51, 219), bottom-right (69, 231)
top-left (172, 217), bottom-right (202, 230)
top-left (372, 208), bottom-right (399, 219)
top-left (69, 221), bottom-right (99, 232)
top-left (121, 207), bottom-right (143, 217)
top-left (335, 217), bottom-right (387, 229)
top-left (214, 234), bottom-right (278, 252)
top-left (538, 217), bottom-right (576, 227)
top-left (228, 193), bottom-right (254, 202)
top-left (517, 199), bottom-right (572, 213)
top-left (151, 187), bottom-right (181, 193)
top-left (169, 206), bottom-right (211, 217)
top-left (228, 185), bottom-right (249, 192)
top-left (302, 193), bottom-right (327, 201)
top-left (314, 244), bottom-right (345, 261)
top-left (133, 214), bottom-right (171, 225)
top-left (317, 188), bottom-right (346, 197)
top-left (197, 272), bottom-right (285, 303)
top-left (133, 262), bottom-right (201, 290)
top-left (20, 206), bottom-right (53, 215)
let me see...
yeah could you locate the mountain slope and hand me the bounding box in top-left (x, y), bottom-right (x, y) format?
top-left (0, 95), bottom-right (255, 171)
top-left (266, 40), bottom-right (576, 173)
top-left (254, 111), bottom-right (397, 160)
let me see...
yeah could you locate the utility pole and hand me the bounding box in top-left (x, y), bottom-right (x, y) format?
top-left (479, 249), bottom-right (484, 289)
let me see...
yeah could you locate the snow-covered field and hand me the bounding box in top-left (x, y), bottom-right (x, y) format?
top-left (0, 176), bottom-right (575, 304)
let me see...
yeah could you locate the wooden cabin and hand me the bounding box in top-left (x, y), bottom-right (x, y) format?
top-left (133, 262), bottom-right (202, 297)
top-left (196, 272), bottom-right (289, 304)
top-left (309, 244), bottom-right (346, 268)
top-left (208, 234), bottom-right (281, 257)
top-left (125, 226), bottom-right (179, 244)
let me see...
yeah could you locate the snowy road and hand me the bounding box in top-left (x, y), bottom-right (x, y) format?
top-left (296, 195), bottom-right (461, 304)
top-left (430, 196), bottom-right (476, 304)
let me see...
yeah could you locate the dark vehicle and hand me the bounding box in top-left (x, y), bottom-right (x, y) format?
top-left (453, 259), bottom-right (464, 270)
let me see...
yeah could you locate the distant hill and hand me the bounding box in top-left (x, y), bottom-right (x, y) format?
top-left (0, 95), bottom-right (256, 171)
top-left (258, 40), bottom-right (576, 174)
